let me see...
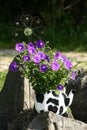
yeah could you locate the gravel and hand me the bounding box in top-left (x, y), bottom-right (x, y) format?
top-left (0, 49), bottom-right (18, 56)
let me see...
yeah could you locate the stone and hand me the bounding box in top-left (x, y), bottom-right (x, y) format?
top-left (0, 111), bottom-right (8, 130)
top-left (27, 112), bottom-right (87, 130)
top-left (66, 69), bottom-right (87, 123)
top-left (0, 55), bottom-right (34, 123)
top-left (12, 109), bottom-right (74, 130)
top-left (0, 56), bottom-right (24, 122)
top-left (13, 109), bottom-right (37, 130)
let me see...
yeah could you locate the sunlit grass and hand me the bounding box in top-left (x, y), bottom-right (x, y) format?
top-left (0, 71), bottom-right (7, 91)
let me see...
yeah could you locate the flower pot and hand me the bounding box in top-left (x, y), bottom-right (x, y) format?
top-left (34, 90), bottom-right (75, 115)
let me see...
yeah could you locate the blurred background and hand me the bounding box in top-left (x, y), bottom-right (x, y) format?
top-left (0, 0), bottom-right (87, 51)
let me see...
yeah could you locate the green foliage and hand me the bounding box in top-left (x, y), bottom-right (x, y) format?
top-left (44, 13), bottom-right (87, 52)
top-left (67, 107), bottom-right (73, 115)
top-left (0, 23), bottom-right (15, 49)
top-left (13, 41), bottom-right (75, 94)
top-left (0, 10), bottom-right (87, 52)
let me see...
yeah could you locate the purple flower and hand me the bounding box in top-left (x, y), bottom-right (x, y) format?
top-left (36, 39), bottom-right (44, 48)
top-left (9, 61), bottom-right (17, 71)
top-left (40, 64), bottom-right (48, 73)
top-left (28, 42), bottom-right (34, 47)
top-left (15, 43), bottom-right (25, 52)
top-left (71, 71), bottom-right (76, 80)
top-left (51, 62), bottom-right (60, 71)
top-left (32, 54), bottom-right (41, 63)
top-left (28, 46), bottom-right (36, 55)
top-left (59, 54), bottom-right (67, 62)
top-left (45, 55), bottom-right (50, 62)
top-left (57, 85), bottom-right (64, 90)
top-left (54, 52), bottom-right (61, 60)
top-left (65, 60), bottom-right (73, 70)
top-left (23, 55), bottom-right (30, 62)
top-left (37, 51), bottom-right (45, 60)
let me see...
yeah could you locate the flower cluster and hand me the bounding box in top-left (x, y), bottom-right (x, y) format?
top-left (10, 39), bottom-right (75, 94)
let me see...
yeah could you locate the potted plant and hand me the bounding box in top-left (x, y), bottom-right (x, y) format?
top-left (9, 39), bottom-right (76, 115)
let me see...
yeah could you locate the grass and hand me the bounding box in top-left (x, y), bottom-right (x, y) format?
top-left (0, 71), bottom-right (7, 91)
